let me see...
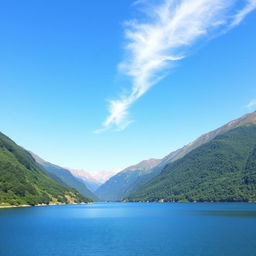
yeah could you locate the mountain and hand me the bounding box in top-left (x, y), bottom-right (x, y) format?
top-left (127, 121), bottom-right (256, 202)
top-left (97, 112), bottom-right (256, 202)
top-left (0, 132), bottom-right (91, 206)
top-left (30, 153), bottom-right (99, 201)
top-left (135, 111), bottom-right (256, 183)
top-left (159, 111), bottom-right (256, 165)
top-left (68, 169), bottom-right (121, 192)
top-left (90, 169), bottom-right (122, 183)
top-left (95, 159), bottom-right (161, 201)
top-left (64, 169), bottom-right (101, 192)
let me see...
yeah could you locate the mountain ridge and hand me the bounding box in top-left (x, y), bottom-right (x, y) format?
top-left (96, 111), bottom-right (256, 201)
top-left (160, 111), bottom-right (256, 165)
top-left (0, 132), bottom-right (91, 206)
top-left (95, 158), bottom-right (161, 201)
top-left (127, 122), bottom-right (256, 202)
top-left (30, 152), bottom-right (99, 201)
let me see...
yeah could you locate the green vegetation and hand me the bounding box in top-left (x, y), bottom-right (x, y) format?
top-left (0, 132), bottom-right (92, 206)
top-left (97, 112), bottom-right (256, 202)
top-left (127, 124), bottom-right (256, 202)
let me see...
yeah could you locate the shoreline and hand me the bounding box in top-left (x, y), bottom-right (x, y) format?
top-left (1, 201), bottom-right (255, 209)
top-left (0, 204), bottom-right (31, 209)
top-left (0, 202), bottom-right (92, 209)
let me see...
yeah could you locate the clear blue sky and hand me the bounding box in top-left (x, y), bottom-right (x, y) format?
top-left (1, 0), bottom-right (256, 172)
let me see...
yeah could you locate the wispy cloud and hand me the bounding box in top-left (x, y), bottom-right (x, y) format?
top-left (231, 0), bottom-right (256, 26)
top-left (97, 0), bottom-right (256, 132)
top-left (246, 98), bottom-right (256, 109)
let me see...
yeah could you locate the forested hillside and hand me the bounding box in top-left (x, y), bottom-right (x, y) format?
top-left (128, 124), bottom-right (256, 202)
top-left (98, 112), bottom-right (256, 201)
top-left (0, 132), bottom-right (92, 206)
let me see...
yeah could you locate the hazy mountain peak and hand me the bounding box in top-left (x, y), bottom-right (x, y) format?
top-left (121, 158), bottom-right (161, 172)
top-left (68, 169), bottom-right (122, 184)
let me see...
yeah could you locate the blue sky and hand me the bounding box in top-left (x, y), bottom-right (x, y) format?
top-left (0, 0), bottom-right (256, 172)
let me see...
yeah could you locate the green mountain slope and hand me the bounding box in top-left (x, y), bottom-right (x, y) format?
top-left (127, 124), bottom-right (256, 202)
top-left (126, 112), bottom-right (256, 193)
top-left (0, 132), bottom-right (92, 206)
top-left (30, 152), bottom-right (99, 201)
top-left (97, 112), bottom-right (256, 201)
top-left (95, 159), bottom-right (161, 201)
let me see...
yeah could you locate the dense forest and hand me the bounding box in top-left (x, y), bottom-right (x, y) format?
top-left (0, 132), bottom-right (92, 206)
top-left (127, 124), bottom-right (256, 202)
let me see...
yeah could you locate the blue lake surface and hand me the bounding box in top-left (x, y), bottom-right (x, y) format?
top-left (0, 203), bottom-right (256, 256)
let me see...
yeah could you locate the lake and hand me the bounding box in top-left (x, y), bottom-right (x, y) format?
top-left (0, 203), bottom-right (256, 256)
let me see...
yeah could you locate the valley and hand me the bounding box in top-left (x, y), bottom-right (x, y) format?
top-left (1, 112), bottom-right (256, 205)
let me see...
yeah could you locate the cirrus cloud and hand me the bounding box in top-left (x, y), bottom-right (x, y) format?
top-left (246, 98), bottom-right (256, 109)
top-left (96, 0), bottom-right (256, 133)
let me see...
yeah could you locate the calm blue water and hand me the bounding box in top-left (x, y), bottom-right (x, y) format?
top-left (0, 203), bottom-right (256, 256)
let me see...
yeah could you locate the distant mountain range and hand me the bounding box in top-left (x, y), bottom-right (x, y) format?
top-left (67, 169), bottom-right (102, 192)
top-left (95, 159), bottom-right (161, 201)
top-left (1, 111), bottom-right (256, 205)
top-left (30, 153), bottom-right (99, 201)
top-left (68, 169), bottom-right (121, 192)
top-left (96, 111), bottom-right (256, 202)
top-left (0, 133), bottom-right (92, 206)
